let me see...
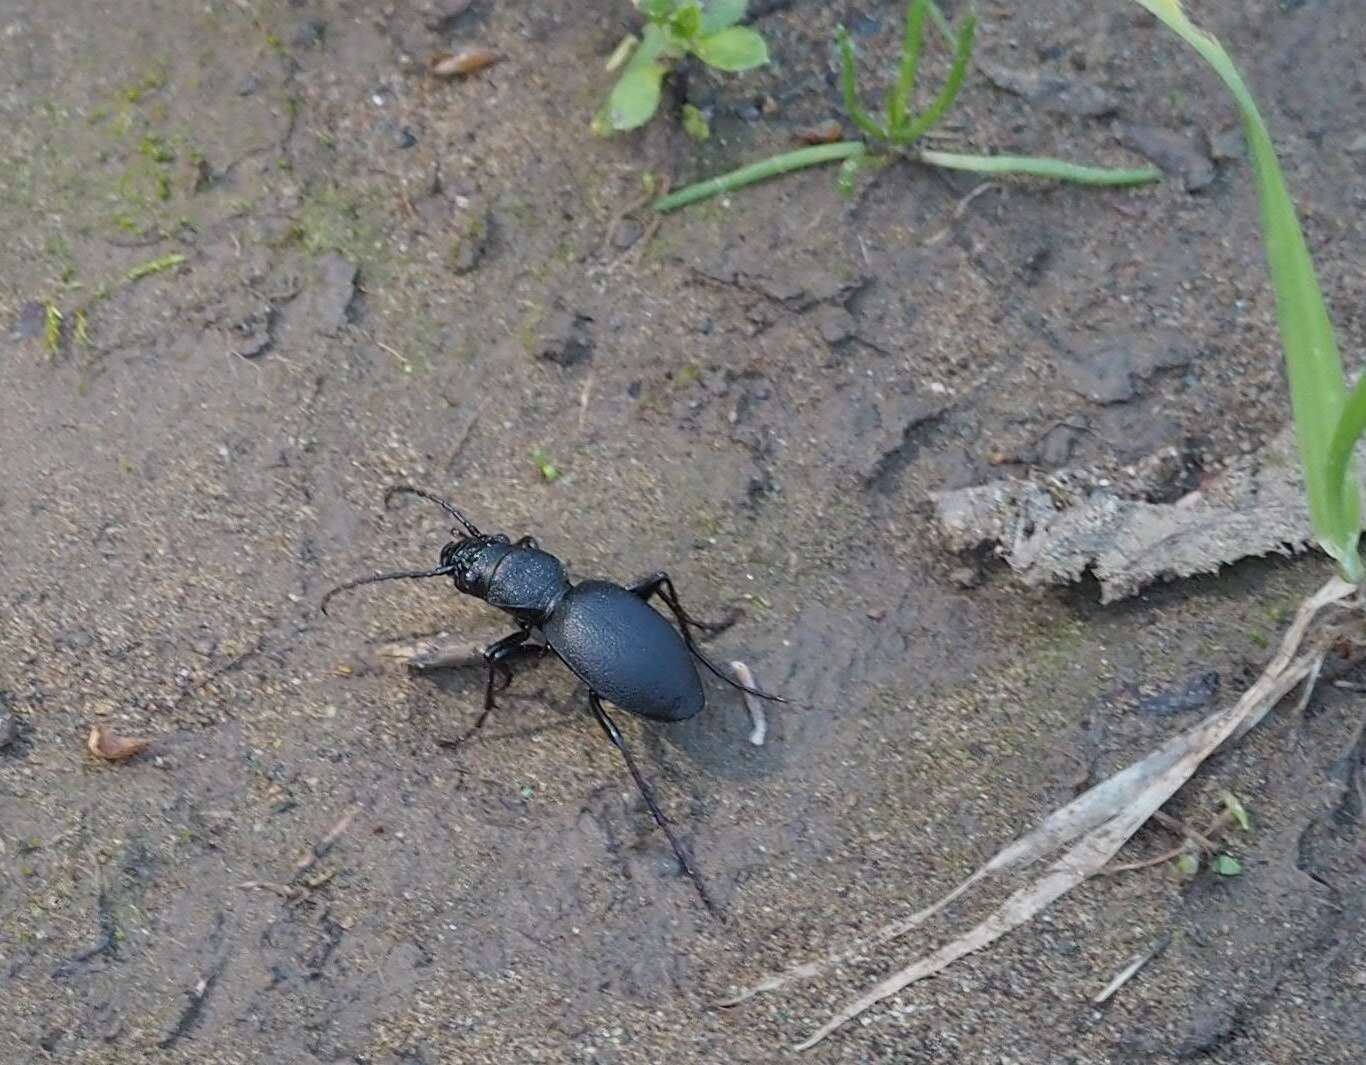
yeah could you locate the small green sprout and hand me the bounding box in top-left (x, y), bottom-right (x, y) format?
top-left (682, 103), bottom-right (711, 141)
top-left (530, 448), bottom-right (562, 482)
top-left (594, 1), bottom-right (768, 136)
top-left (1219, 790), bottom-right (1251, 831)
top-left (139, 134), bottom-right (175, 163)
top-left (44, 304), bottom-right (63, 354)
top-left (126, 252), bottom-right (186, 282)
top-left (656, 0), bottom-right (1159, 211)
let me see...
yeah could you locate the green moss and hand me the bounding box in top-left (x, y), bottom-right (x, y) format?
top-left (519, 308), bottom-right (542, 356)
top-left (292, 183), bottom-right (385, 262)
top-left (139, 134), bottom-right (175, 163)
top-left (123, 61), bottom-right (168, 104)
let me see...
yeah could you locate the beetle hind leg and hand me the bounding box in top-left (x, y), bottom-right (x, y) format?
top-left (628, 571), bottom-right (736, 634)
top-left (628, 572), bottom-right (788, 705)
top-left (588, 692), bottom-right (717, 915)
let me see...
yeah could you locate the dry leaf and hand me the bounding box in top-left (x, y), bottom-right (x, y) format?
top-left (428, 48), bottom-right (499, 78)
top-left (87, 723), bottom-right (151, 762)
top-left (931, 425), bottom-right (1333, 603)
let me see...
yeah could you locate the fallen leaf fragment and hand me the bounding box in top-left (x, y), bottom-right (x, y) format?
top-left (87, 723), bottom-right (151, 762)
top-left (931, 425), bottom-right (1335, 603)
top-left (428, 48), bottom-right (499, 78)
top-left (794, 119), bottom-right (844, 145)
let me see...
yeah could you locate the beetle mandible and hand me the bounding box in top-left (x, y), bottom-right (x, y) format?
top-left (321, 485), bottom-right (786, 911)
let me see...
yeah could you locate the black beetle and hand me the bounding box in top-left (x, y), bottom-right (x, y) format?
top-left (321, 485), bottom-right (786, 910)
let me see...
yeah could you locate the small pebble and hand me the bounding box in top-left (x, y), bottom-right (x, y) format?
top-left (949, 566), bottom-right (981, 589)
top-left (610, 218), bottom-right (642, 251)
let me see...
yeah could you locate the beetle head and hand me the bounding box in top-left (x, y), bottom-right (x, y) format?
top-left (440, 534), bottom-right (513, 598)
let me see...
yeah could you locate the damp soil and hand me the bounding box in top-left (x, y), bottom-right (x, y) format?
top-left (1, 1), bottom-right (1364, 1062)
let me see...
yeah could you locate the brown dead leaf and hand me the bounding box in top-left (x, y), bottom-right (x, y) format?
top-left (428, 48), bottom-right (499, 78)
top-left (87, 723), bottom-right (151, 762)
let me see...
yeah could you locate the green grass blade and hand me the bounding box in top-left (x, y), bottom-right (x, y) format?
top-left (896, 13), bottom-right (977, 145)
top-left (887, 0), bottom-right (928, 138)
top-left (654, 141), bottom-right (866, 211)
top-left (1324, 378), bottom-right (1366, 582)
top-left (1128, 0), bottom-right (1359, 574)
top-left (835, 27), bottom-right (887, 141)
top-left (925, 0), bottom-right (956, 46)
top-left (919, 149), bottom-right (1161, 185)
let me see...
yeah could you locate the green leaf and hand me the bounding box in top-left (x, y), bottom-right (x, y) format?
top-left (835, 26), bottom-right (886, 140)
top-left (1174, 852), bottom-right (1200, 878)
top-left (670, 2), bottom-right (703, 40)
top-left (682, 103), bottom-right (711, 141)
top-left (1212, 854), bottom-right (1242, 876)
top-left (701, 0), bottom-right (747, 33)
top-left (641, 0), bottom-right (675, 21)
top-left (918, 149), bottom-right (1161, 186)
top-left (1129, 0), bottom-right (1360, 580)
top-left (692, 26), bottom-right (769, 71)
top-left (530, 448), bottom-right (561, 483)
top-left (887, 0), bottom-right (928, 138)
top-left (607, 62), bottom-right (665, 131)
top-left (653, 140), bottom-right (865, 212)
top-left (635, 22), bottom-right (676, 64)
top-left (1219, 790), bottom-right (1252, 832)
top-left (896, 12), bottom-right (976, 145)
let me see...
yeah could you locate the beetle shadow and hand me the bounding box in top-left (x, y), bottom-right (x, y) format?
top-left (404, 650), bottom-right (584, 750)
top-left (402, 650), bottom-right (791, 785)
top-left (642, 673), bottom-right (794, 786)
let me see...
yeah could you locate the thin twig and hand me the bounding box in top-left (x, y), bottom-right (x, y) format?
top-left (1092, 934), bottom-right (1172, 1005)
top-left (599, 175), bottom-right (659, 260)
top-left (378, 635), bottom-right (489, 672)
top-left (292, 802), bottom-right (363, 877)
top-left (238, 879), bottom-right (303, 900)
top-left (1151, 810), bottom-right (1220, 854)
top-left (924, 181), bottom-right (1000, 245)
top-left (721, 576), bottom-right (1354, 1050)
top-left (612, 177), bottom-right (669, 270)
top-left (730, 660), bottom-right (768, 746)
top-left (358, 328), bottom-right (410, 370)
top-left (1100, 841), bottom-right (1192, 875)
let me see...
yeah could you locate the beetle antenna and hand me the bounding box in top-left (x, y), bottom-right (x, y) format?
top-left (320, 563), bottom-right (458, 615)
top-left (384, 485), bottom-right (483, 537)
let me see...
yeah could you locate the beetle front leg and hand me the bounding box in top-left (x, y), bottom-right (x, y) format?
top-left (628, 572), bottom-right (787, 705)
top-left (438, 631), bottom-right (532, 752)
top-left (588, 692), bottom-right (717, 914)
top-left (481, 629), bottom-right (533, 711)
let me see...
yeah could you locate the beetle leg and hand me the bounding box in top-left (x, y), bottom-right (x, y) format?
top-left (629, 573), bottom-right (788, 705)
top-left (439, 631), bottom-right (532, 752)
top-left (512, 535), bottom-right (539, 550)
top-left (588, 692), bottom-right (717, 914)
top-left (481, 630), bottom-right (532, 709)
top-left (627, 571), bottom-right (735, 634)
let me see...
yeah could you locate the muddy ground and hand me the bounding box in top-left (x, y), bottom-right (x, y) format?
top-left (2, 1), bottom-right (1364, 1062)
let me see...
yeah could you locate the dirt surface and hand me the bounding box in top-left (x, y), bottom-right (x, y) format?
top-left (3, 1), bottom-right (1364, 1062)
